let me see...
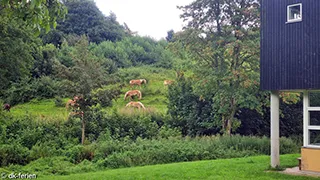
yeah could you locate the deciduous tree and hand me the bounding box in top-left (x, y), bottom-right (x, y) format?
top-left (177, 0), bottom-right (263, 135)
top-left (0, 0), bottom-right (67, 34)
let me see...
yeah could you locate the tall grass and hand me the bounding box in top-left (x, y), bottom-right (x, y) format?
top-left (92, 135), bottom-right (299, 169)
top-left (4, 135), bottom-right (299, 176)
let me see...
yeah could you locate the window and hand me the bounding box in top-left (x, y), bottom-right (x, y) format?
top-left (304, 92), bottom-right (320, 148)
top-left (287, 3), bottom-right (302, 23)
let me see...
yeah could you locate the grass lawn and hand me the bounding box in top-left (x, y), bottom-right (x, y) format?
top-left (39, 154), bottom-right (319, 180)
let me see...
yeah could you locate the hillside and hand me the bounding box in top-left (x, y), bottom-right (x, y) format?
top-left (9, 66), bottom-right (176, 119)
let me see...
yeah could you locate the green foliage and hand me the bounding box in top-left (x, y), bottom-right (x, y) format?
top-left (29, 142), bottom-right (60, 160)
top-left (90, 40), bottom-right (132, 68)
top-left (0, 143), bottom-right (30, 166)
top-left (0, 15), bottom-right (41, 93)
top-left (94, 135), bottom-right (298, 169)
top-left (0, 0), bottom-right (67, 34)
top-left (91, 85), bottom-right (121, 107)
top-left (95, 112), bottom-right (160, 140)
top-left (167, 76), bottom-right (197, 135)
top-left (5, 76), bottom-right (59, 105)
top-left (0, 106), bottom-right (300, 176)
top-left (65, 145), bottom-right (95, 164)
top-left (167, 75), bottom-right (218, 136)
top-left (41, 29), bottom-right (65, 48)
top-left (16, 156), bottom-right (74, 175)
top-left (174, 0), bottom-right (262, 134)
top-left (57, 0), bottom-right (125, 43)
top-left (32, 44), bottom-right (58, 78)
top-left (90, 36), bottom-right (174, 68)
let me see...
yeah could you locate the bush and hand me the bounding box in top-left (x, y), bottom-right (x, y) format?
top-left (54, 97), bottom-right (65, 107)
top-left (0, 143), bottom-right (30, 166)
top-left (5, 77), bottom-right (59, 105)
top-left (65, 145), bottom-right (95, 164)
top-left (14, 157), bottom-right (74, 176)
top-left (91, 85), bottom-right (121, 107)
top-left (94, 135), bottom-right (299, 169)
top-left (29, 142), bottom-right (60, 160)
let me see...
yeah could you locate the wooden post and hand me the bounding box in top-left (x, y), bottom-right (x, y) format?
top-left (271, 91), bottom-right (280, 168)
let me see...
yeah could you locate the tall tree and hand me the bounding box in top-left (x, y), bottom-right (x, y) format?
top-left (0, 15), bottom-right (42, 94)
top-left (177, 0), bottom-right (263, 135)
top-left (55, 36), bottom-right (119, 144)
top-left (57, 0), bottom-right (125, 43)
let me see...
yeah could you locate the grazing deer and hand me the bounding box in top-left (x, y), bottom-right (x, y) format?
top-left (124, 90), bottom-right (142, 101)
top-left (125, 101), bottom-right (146, 110)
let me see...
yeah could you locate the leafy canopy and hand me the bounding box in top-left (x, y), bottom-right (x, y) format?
top-left (0, 0), bottom-right (67, 34)
top-left (174, 0), bottom-right (262, 135)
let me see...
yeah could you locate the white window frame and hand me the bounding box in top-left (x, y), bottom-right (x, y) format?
top-left (303, 91), bottom-right (320, 148)
top-left (287, 3), bottom-right (302, 23)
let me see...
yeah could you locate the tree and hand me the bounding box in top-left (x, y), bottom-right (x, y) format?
top-left (32, 44), bottom-right (58, 78)
top-left (41, 29), bottom-right (65, 48)
top-left (177, 0), bottom-right (263, 135)
top-left (166, 29), bottom-right (174, 42)
top-left (56, 36), bottom-right (119, 144)
top-left (167, 74), bottom-right (197, 135)
top-left (0, 15), bottom-right (42, 94)
top-left (57, 0), bottom-right (125, 43)
top-left (0, 0), bottom-right (67, 33)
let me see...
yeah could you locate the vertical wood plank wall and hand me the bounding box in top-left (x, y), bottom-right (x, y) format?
top-left (261, 0), bottom-right (320, 90)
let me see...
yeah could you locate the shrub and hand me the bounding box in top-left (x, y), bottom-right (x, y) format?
top-left (65, 145), bottom-right (95, 164)
top-left (94, 135), bottom-right (299, 169)
top-left (14, 157), bottom-right (74, 175)
top-left (29, 142), bottom-right (60, 160)
top-left (5, 77), bottom-right (59, 105)
top-left (0, 143), bottom-right (30, 166)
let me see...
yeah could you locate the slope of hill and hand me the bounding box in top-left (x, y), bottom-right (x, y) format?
top-left (110, 66), bottom-right (176, 115)
top-left (8, 66), bottom-right (176, 119)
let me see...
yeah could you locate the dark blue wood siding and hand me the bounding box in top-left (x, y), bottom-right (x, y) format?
top-left (261, 0), bottom-right (320, 90)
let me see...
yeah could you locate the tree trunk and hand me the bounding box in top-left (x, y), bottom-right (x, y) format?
top-left (225, 97), bottom-right (237, 136)
top-left (81, 118), bottom-right (85, 145)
